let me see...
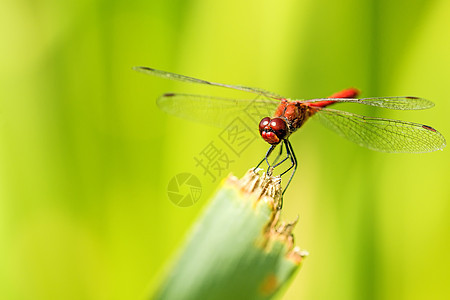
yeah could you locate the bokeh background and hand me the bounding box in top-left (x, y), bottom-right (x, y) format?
top-left (1, 0), bottom-right (450, 299)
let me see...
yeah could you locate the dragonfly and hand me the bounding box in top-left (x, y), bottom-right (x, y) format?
top-left (134, 66), bottom-right (446, 198)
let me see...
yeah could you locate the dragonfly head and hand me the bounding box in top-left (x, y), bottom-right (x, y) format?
top-left (259, 117), bottom-right (288, 145)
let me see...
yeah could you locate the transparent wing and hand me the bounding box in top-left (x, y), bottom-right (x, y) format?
top-left (301, 96), bottom-right (434, 110)
top-left (134, 66), bottom-right (284, 100)
top-left (157, 93), bottom-right (280, 128)
top-left (314, 108), bottom-right (446, 153)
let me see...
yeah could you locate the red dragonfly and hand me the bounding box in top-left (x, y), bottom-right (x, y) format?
top-left (134, 66), bottom-right (446, 194)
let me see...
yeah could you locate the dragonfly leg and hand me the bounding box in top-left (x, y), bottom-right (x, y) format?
top-left (268, 143), bottom-right (289, 175)
top-left (279, 140), bottom-right (297, 208)
top-left (271, 143), bottom-right (284, 166)
top-left (272, 143), bottom-right (290, 169)
top-left (254, 145), bottom-right (276, 172)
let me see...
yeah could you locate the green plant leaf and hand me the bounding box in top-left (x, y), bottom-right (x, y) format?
top-left (152, 170), bottom-right (307, 300)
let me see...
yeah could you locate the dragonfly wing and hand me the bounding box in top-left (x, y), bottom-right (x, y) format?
top-left (157, 93), bottom-right (280, 128)
top-left (314, 108), bottom-right (446, 153)
top-left (302, 96), bottom-right (434, 110)
top-left (134, 66), bottom-right (284, 100)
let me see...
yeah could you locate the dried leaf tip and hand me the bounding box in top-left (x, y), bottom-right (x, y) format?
top-left (227, 170), bottom-right (308, 263)
top-left (226, 169), bottom-right (282, 210)
top-left (288, 247), bottom-right (309, 264)
top-left (265, 214), bottom-right (308, 264)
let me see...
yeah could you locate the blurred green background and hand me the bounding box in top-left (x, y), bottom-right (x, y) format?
top-left (1, 0), bottom-right (450, 299)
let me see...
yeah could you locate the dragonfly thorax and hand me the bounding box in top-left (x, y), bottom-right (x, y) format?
top-left (272, 100), bottom-right (315, 132)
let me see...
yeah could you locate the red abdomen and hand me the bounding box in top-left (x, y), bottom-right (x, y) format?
top-left (308, 87), bottom-right (360, 108)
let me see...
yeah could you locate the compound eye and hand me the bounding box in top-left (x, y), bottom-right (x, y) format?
top-left (270, 118), bottom-right (287, 140)
top-left (259, 117), bottom-right (271, 134)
